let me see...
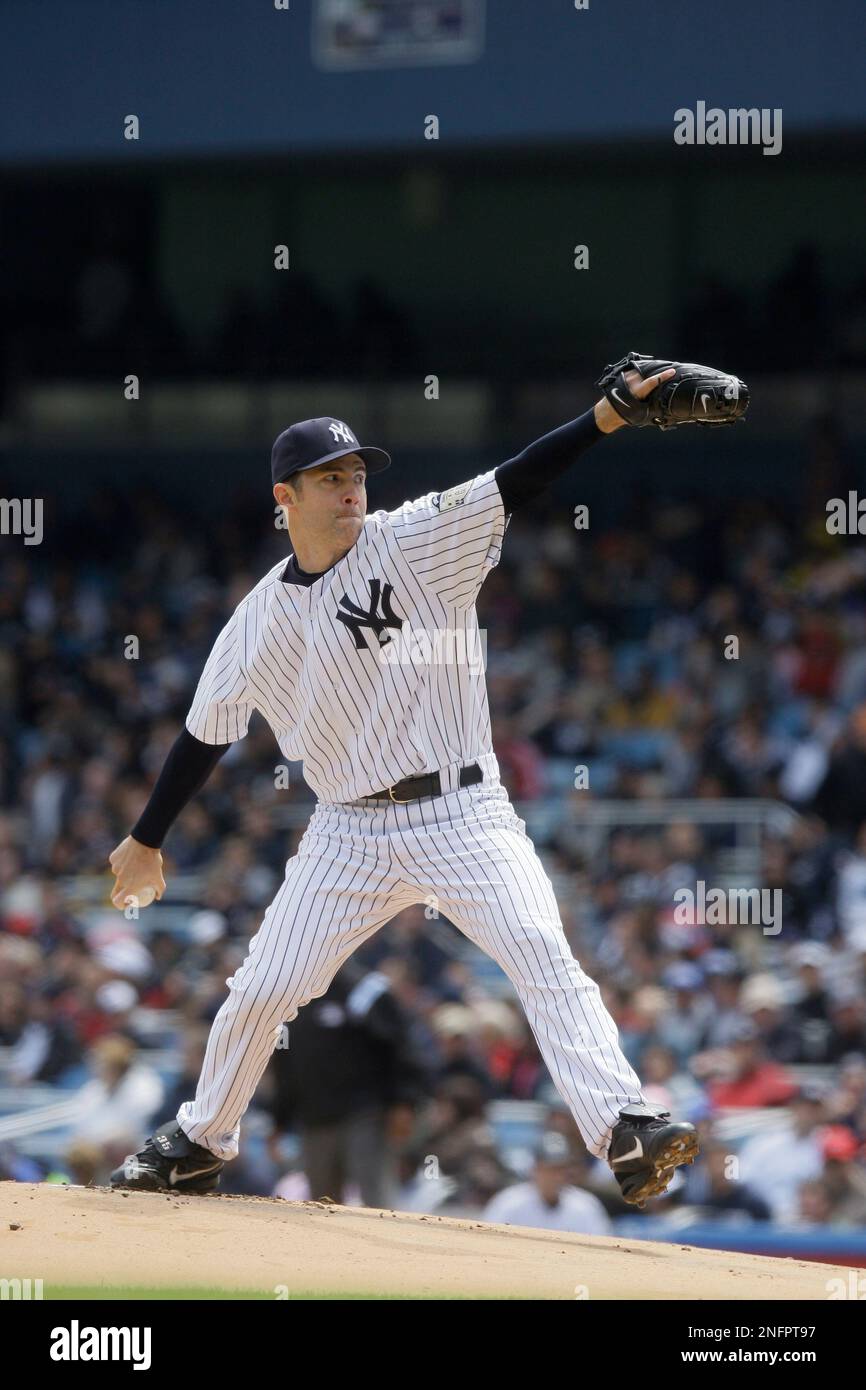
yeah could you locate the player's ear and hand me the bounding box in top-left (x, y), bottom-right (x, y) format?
top-left (274, 482), bottom-right (296, 508)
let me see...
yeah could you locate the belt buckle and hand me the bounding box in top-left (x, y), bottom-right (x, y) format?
top-left (388, 783), bottom-right (412, 804)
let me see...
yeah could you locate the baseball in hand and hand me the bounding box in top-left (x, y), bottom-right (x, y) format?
top-left (126, 886), bottom-right (156, 908)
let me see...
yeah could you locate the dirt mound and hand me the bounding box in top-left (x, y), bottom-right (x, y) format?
top-left (0, 1183), bottom-right (846, 1300)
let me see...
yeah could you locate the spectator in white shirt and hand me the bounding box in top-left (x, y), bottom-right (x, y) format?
top-left (72, 1033), bottom-right (163, 1150)
top-left (482, 1132), bottom-right (611, 1236)
top-left (736, 1085), bottom-right (827, 1222)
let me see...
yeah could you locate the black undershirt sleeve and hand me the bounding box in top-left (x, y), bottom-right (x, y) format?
top-left (493, 408), bottom-right (605, 514)
top-left (130, 727), bottom-right (232, 849)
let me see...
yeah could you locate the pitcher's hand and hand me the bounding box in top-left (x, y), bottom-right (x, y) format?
top-left (108, 835), bottom-right (166, 910)
top-left (594, 366), bottom-right (676, 433)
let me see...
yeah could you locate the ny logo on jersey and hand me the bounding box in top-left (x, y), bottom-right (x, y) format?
top-left (335, 578), bottom-right (404, 651)
top-left (329, 420), bottom-right (356, 446)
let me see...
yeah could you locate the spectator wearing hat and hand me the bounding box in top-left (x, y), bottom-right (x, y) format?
top-left (787, 943), bottom-right (835, 1062)
top-left (738, 972), bottom-right (802, 1064)
top-left (481, 1132), bottom-right (611, 1236)
top-left (697, 950), bottom-right (747, 1049)
top-left (825, 989), bottom-right (866, 1063)
top-left (654, 962), bottom-right (714, 1064)
top-left (736, 1084), bottom-right (828, 1221)
top-left (429, 1004), bottom-right (496, 1098)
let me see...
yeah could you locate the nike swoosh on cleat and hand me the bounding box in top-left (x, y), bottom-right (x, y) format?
top-left (700, 393), bottom-right (710, 412)
top-left (170, 1162), bottom-right (222, 1185)
top-left (611, 1137), bottom-right (644, 1164)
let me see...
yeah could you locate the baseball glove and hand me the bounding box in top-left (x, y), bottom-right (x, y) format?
top-left (595, 351), bottom-right (749, 431)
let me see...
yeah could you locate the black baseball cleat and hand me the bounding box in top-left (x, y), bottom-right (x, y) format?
top-left (607, 1102), bottom-right (699, 1208)
top-left (110, 1121), bottom-right (224, 1194)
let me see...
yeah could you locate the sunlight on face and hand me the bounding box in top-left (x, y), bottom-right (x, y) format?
top-left (297, 454), bottom-right (367, 530)
top-left (275, 452), bottom-right (368, 568)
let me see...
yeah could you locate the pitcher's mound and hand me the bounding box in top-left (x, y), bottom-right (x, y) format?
top-left (0, 1183), bottom-right (846, 1300)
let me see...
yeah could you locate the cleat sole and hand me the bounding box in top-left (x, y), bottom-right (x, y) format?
top-left (621, 1131), bottom-right (701, 1207)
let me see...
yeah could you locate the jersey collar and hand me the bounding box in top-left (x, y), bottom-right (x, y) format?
top-left (279, 554), bottom-right (328, 587)
top-left (279, 528), bottom-right (370, 587)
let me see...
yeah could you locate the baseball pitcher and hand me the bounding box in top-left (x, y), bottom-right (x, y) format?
top-left (108, 354), bottom-right (747, 1207)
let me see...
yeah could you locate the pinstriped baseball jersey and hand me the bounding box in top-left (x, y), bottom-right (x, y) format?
top-left (114, 405), bottom-right (667, 1198)
top-left (185, 469), bottom-right (510, 803)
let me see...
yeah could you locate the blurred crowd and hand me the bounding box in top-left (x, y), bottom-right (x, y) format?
top-left (5, 214), bottom-right (866, 392)
top-left (3, 420), bottom-right (866, 1238)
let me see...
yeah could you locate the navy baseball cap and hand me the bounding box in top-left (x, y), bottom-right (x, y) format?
top-left (271, 417), bottom-right (391, 487)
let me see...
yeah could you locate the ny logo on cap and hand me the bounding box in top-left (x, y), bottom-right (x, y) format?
top-left (329, 420), bottom-right (356, 446)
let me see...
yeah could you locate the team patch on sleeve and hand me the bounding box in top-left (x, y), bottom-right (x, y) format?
top-left (436, 480), bottom-right (473, 512)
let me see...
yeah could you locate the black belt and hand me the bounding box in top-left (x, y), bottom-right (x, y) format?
top-left (361, 762), bottom-right (483, 804)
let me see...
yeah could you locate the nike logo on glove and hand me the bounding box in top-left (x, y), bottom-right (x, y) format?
top-left (611, 1137), bottom-right (644, 1164)
top-left (611, 389), bottom-right (629, 408)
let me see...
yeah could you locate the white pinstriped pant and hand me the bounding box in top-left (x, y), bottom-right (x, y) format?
top-left (178, 755), bottom-right (644, 1162)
